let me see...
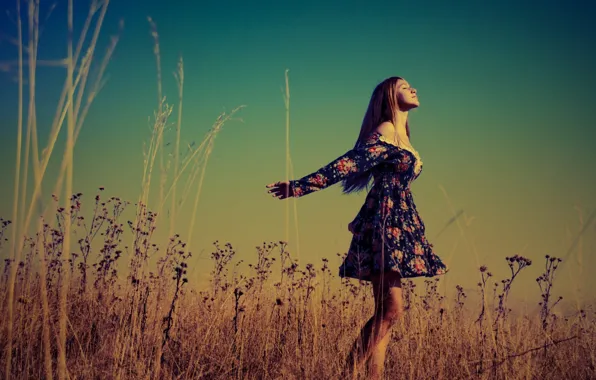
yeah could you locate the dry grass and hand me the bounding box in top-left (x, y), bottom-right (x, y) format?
top-left (1, 1), bottom-right (594, 379)
top-left (0, 207), bottom-right (594, 379)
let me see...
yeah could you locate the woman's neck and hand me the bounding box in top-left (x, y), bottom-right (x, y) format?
top-left (394, 112), bottom-right (410, 145)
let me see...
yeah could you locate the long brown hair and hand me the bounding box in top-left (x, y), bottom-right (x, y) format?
top-left (341, 76), bottom-right (410, 194)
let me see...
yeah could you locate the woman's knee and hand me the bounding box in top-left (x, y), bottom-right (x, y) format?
top-left (371, 273), bottom-right (404, 323)
top-left (382, 298), bottom-right (403, 322)
top-left (372, 272), bottom-right (402, 295)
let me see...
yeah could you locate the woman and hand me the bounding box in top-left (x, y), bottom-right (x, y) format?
top-left (266, 77), bottom-right (448, 378)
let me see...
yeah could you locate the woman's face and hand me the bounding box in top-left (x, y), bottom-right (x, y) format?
top-left (396, 79), bottom-right (419, 110)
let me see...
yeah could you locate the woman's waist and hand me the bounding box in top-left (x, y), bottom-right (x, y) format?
top-left (370, 177), bottom-right (412, 193)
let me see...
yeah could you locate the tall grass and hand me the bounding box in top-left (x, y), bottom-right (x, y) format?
top-left (0, 202), bottom-right (594, 379)
top-left (3, 1), bottom-right (115, 378)
top-left (1, 1), bottom-right (242, 378)
top-left (1, 1), bottom-right (594, 379)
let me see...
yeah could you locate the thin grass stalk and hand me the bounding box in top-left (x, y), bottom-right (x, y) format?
top-left (133, 104), bottom-right (172, 380)
top-left (42, 0), bottom-right (99, 159)
top-left (142, 105), bottom-right (167, 209)
top-left (56, 0), bottom-right (75, 377)
top-left (0, 58), bottom-right (68, 68)
top-left (186, 106), bottom-right (244, 248)
top-left (174, 138), bottom-right (215, 212)
top-left (568, 206), bottom-right (584, 313)
top-left (126, 103), bottom-right (171, 331)
top-left (284, 70), bottom-right (290, 245)
top-left (170, 57), bottom-right (184, 238)
top-left (72, 2), bottom-right (110, 123)
top-left (19, 3), bottom-right (109, 276)
top-left (40, 0), bottom-right (99, 172)
top-left (178, 154), bottom-right (203, 210)
top-left (147, 17), bottom-right (166, 212)
top-left (159, 129), bottom-right (221, 213)
top-left (133, 106), bottom-right (170, 260)
top-left (144, 102), bottom-right (170, 212)
top-left (156, 110), bottom-right (238, 214)
top-left (21, 2), bottom-right (107, 248)
top-left (75, 24), bottom-right (120, 140)
top-left (18, 0), bottom-right (40, 228)
top-left (45, 1), bottom-right (115, 218)
top-left (574, 206), bottom-right (584, 310)
top-left (438, 185), bottom-right (480, 303)
top-left (30, 0), bottom-right (40, 197)
top-left (37, 217), bottom-right (53, 380)
top-left (283, 69), bottom-right (300, 261)
top-left (4, 0), bottom-right (25, 377)
top-left (186, 142), bottom-right (211, 249)
top-left (20, 4), bottom-right (40, 372)
top-left (575, 206), bottom-right (583, 276)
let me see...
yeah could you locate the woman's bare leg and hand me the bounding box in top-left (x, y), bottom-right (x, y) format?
top-left (368, 273), bottom-right (403, 379)
top-left (368, 325), bottom-right (393, 378)
top-left (344, 316), bottom-right (380, 377)
top-left (344, 272), bottom-right (403, 378)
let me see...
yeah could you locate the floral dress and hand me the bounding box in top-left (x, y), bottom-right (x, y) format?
top-left (289, 131), bottom-right (448, 281)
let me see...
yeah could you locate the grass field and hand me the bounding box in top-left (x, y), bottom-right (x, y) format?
top-left (0, 205), bottom-right (594, 379)
top-left (1, 1), bottom-right (594, 379)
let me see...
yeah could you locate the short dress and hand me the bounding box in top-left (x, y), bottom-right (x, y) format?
top-left (289, 131), bottom-right (449, 281)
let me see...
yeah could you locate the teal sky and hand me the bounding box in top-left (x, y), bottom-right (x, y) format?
top-left (0, 0), bottom-right (595, 309)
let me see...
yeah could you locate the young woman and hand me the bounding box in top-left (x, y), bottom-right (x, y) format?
top-left (266, 77), bottom-right (448, 378)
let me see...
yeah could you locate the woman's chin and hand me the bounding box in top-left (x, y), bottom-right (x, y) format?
top-left (402, 102), bottom-right (419, 111)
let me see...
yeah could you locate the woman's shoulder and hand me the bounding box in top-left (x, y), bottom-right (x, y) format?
top-left (375, 121), bottom-right (396, 138)
top-left (363, 121), bottom-right (399, 147)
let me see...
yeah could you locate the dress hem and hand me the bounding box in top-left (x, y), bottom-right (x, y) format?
top-left (338, 268), bottom-right (449, 282)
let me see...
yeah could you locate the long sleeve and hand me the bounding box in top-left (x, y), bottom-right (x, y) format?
top-left (290, 135), bottom-right (401, 198)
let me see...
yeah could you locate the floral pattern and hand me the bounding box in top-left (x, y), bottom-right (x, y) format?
top-left (290, 131), bottom-right (448, 281)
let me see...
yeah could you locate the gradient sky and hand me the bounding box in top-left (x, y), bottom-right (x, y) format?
top-left (0, 0), bottom-right (595, 310)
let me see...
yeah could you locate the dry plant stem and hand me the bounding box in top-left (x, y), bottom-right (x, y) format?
top-left (158, 129), bottom-right (215, 211)
top-left (575, 206), bottom-right (583, 278)
top-left (46, 7), bottom-right (117, 218)
top-left (18, 0), bottom-right (110, 270)
top-left (19, 0), bottom-right (40, 228)
top-left (127, 106), bottom-right (166, 312)
top-left (283, 69), bottom-right (300, 262)
top-left (37, 217), bottom-right (53, 380)
top-left (438, 186), bottom-right (478, 290)
top-left (170, 57), bottom-right (184, 238)
top-left (284, 70), bottom-right (290, 244)
top-left (5, 0), bottom-right (24, 377)
top-left (186, 107), bottom-right (245, 247)
top-left (147, 17), bottom-right (166, 212)
top-left (144, 103), bottom-right (169, 207)
top-left (72, 18), bottom-right (108, 125)
top-left (56, 0), bottom-right (75, 377)
top-left (178, 141), bottom-right (213, 211)
top-left (186, 144), bottom-right (210, 248)
top-left (558, 209), bottom-right (596, 278)
top-left (155, 105), bottom-right (245, 232)
top-left (471, 335), bottom-right (578, 369)
top-left (38, 2), bottom-right (107, 219)
top-left (41, 1), bottom-right (96, 172)
top-left (564, 206), bottom-right (585, 313)
top-left (70, 4), bottom-right (102, 122)
top-left (5, 0), bottom-right (111, 376)
top-left (122, 101), bottom-right (171, 380)
top-left (440, 185), bottom-right (498, 346)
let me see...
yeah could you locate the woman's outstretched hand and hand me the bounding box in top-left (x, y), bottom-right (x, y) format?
top-left (266, 181), bottom-right (294, 199)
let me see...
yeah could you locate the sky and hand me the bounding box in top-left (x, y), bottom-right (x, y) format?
top-left (0, 0), bottom-right (595, 311)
